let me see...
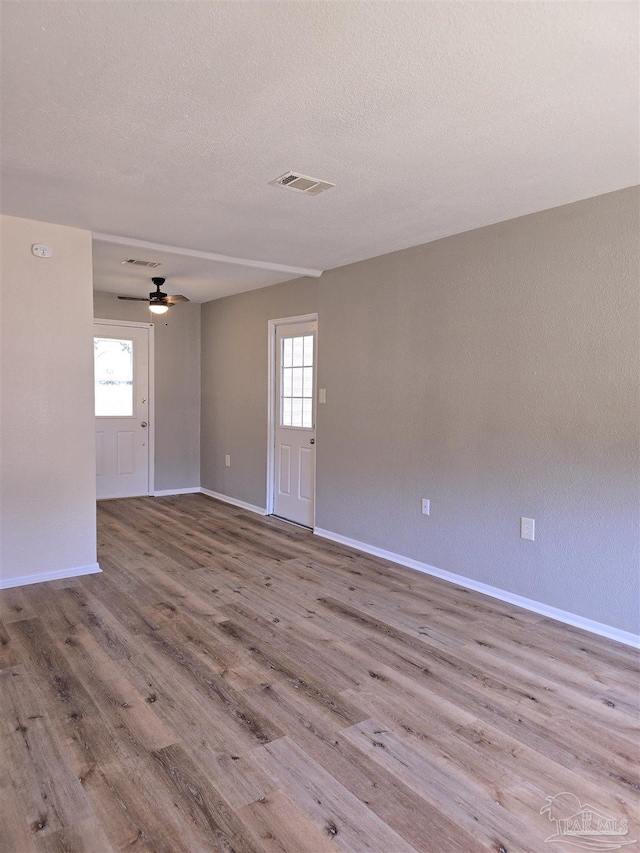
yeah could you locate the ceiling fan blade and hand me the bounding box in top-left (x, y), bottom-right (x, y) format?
top-left (166, 295), bottom-right (190, 303)
top-left (117, 296), bottom-right (150, 302)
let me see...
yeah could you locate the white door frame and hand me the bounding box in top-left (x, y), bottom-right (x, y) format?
top-left (266, 313), bottom-right (318, 522)
top-left (94, 318), bottom-right (155, 496)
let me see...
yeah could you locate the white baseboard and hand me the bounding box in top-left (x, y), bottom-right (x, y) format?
top-left (153, 487), bottom-right (201, 497)
top-left (0, 562), bottom-right (102, 591)
top-left (313, 528), bottom-right (640, 649)
top-left (200, 488), bottom-right (266, 516)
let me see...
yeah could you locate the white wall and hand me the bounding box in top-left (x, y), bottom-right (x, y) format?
top-left (0, 215), bottom-right (98, 585)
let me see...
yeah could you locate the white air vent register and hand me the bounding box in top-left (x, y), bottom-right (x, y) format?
top-left (269, 172), bottom-right (335, 195)
top-left (121, 258), bottom-right (162, 268)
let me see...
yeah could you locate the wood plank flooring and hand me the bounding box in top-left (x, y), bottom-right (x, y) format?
top-left (0, 494), bottom-right (638, 852)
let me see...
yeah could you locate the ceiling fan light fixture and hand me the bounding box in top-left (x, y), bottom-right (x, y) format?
top-left (117, 277), bottom-right (189, 310)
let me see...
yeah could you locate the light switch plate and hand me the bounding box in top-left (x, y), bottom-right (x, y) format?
top-left (225, 454), bottom-right (231, 467)
top-left (421, 499), bottom-right (430, 515)
top-left (318, 388), bottom-right (326, 404)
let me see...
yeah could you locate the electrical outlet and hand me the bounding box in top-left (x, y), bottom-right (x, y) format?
top-left (520, 517), bottom-right (535, 541)
top-left (225, 454), bottom-right (231, 467)
top-left (421, 498), bottom-right (430, 515)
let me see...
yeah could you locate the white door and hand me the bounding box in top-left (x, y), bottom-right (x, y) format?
top-left (273, 320), bottom-right (317, 527)
top-left (94, 323), bottom-right (150, 499)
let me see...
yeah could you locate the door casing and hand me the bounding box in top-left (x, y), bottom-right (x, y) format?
top-left (266, 313), bottom-right (318, 525)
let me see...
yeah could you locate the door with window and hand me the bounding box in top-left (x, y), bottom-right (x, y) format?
top-left (273, 320), bottom-right (317, 527)
top-left (94, 322), bottom-right (150, 499)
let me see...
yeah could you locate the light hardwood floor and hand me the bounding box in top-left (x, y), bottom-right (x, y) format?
top-left (0, 494), bottom-right (638, 852)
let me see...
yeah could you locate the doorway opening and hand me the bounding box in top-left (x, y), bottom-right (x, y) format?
top-left (267, 314), bottom-right (318, 528)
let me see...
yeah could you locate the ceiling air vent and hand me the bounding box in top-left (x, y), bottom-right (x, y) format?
top-left (121, 258), bottom-right (162, 268)
top-left (269, 172), bottom-right (335, 196)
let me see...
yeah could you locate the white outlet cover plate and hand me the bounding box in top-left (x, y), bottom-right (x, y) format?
top-left (520, 517), bottom-right (535, 541)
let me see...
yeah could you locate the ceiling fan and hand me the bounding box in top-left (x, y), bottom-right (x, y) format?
top-left (118, 277), bottom-right (190, 315)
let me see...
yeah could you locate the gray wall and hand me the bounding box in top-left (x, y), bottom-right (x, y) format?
top-left (201, 277), bottom-right (317, 499)
top-left (200, 187), bottom-right (640, 634)
top-left (2, 216), bottom-right (97, 582)
top-left (94, 293), bottom-right (201, 492)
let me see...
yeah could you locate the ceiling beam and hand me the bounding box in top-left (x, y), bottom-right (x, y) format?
top-left (92, 232), bottom-right (323, 278)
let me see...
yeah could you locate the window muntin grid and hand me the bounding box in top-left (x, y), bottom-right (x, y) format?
top-left (281, 334), bottom-right (313, 428)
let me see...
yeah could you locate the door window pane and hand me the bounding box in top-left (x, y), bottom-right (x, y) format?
top-left (280, 334), bottom-right (314, 427)
top-left (302, 398), bottom-right (312, 428)
top-left (292, 337), bottom-right (304, 367)
top-left (94, 337), bottom-right (134, 416)
top-left (304, 335), bottom-right (313, 365)
top-left (303, 367), bottom-right (313, 397)
top-left (283, 338), bottom-right (293, 368)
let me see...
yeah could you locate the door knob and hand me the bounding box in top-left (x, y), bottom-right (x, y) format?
top-left (309, 438), bottom-right (315, 445)
top-left (141, 421), bottom-right (148, 428)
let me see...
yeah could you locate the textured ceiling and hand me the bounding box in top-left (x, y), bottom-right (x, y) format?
top-left (2, 1), bottom-right (638, 300)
